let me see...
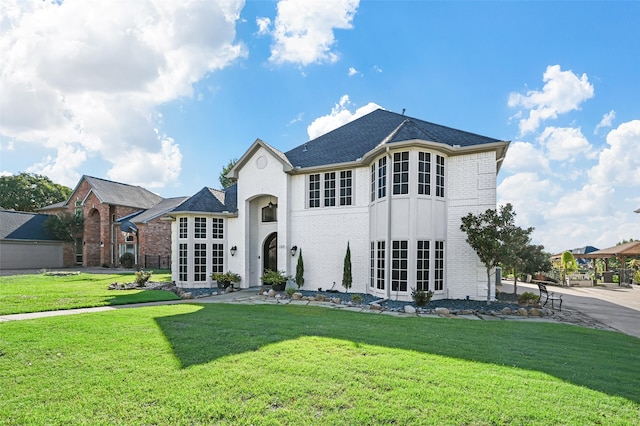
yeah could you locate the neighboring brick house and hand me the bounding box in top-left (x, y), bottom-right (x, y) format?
top-left (168, 109), bottom-right (510, 302)
top-left (40, 176), bottom-right (186, 268)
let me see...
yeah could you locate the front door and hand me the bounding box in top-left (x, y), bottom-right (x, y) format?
top-left (263, 232), bottom-right (277, 273)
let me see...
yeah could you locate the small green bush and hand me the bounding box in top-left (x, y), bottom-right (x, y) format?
top-left (119, 253), bottom-right (135, 268)
top-left (285, 287), bottom-right (296, 297)
top-left (518, 291), bottom-right (540, 305)
top-left (351, 294), bottom-right (363, 304)
top-left (411, 288), bottom-right (433, 306)
top-left (134, 270), bottom-right (153, 286)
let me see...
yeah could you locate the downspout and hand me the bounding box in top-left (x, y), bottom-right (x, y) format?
top-left (385, 146), bottom-right (392, 300)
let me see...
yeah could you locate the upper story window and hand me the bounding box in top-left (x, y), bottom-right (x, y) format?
top-left (194, 217), bottom-right (206, 238)
top-left (324, 172), bottom-right (336, 207)
top-left (340, 171), bottom-right (352, 206)
top-left (212, 218), bottom-right (224, 239)
top-left (308, 171), bottom-right (353, 208)
top-left (370, 165), bottom-right (376, 202)
top-left (179, 217), bottom-right (188, 239)
top-left (436, 155), bottom-right (445, 198)
top-left (74, 200), bottom-right (82, 220)
top-left (418, 152), bottom-right (431, 195)
top-left (393, 151), bottom-right (409, 195)
top-left (309, 174), bottom-right (320, 208)
top-left (377, 157), bottom-right (387, 199)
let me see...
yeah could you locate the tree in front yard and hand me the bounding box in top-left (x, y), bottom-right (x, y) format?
top-left (0, 172), bottom-right (71, 212)
top-left (44, 212), bottom-right (84, 242)
top-left (342, 242), bottom-right (352, 293)
top-left (295, 248), bottom-right (305, 289)
top-left (219, 158), bottom-right (238, 189)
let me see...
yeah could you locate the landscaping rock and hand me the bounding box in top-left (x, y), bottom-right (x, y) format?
top-left (460, 310), bottom-right (474, 315)
top-left (517, 308), bottom-right (528, 316)
top-left (370, 303), bottom-right (382, 311)
top-left (267, 289), bottom-right (276, 297)
top-left (292, 293), bottom-right (303, 300)
top-left (316, 294), bottom-right (327, 302)
top-left (529, 308), bottom-right (543, 317)
top-left (182, 292), bottom-right (193, 299)
top-left (435, 307), bottom-right (450, 315)
top-left (501, 307), bottom-right (513, 315)
top-left (331, 297), bottom-right (342, 305)
top-left (404, 305), bottom-right (416, 314)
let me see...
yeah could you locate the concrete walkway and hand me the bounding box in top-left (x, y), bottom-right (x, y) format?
top-left (2, 282), bottom-right (639, 340)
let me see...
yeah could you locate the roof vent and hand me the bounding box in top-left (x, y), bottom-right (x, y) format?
top-left (401, 108), bottom-right (406, 116)
top-left (303, 144), bottom-right (308, 152)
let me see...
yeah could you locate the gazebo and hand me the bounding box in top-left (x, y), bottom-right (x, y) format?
top-left (581, 241), bottom-right (640, 284)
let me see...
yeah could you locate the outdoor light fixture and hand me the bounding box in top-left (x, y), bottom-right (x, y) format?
top-left (291, 245), bottom-right (298, 257)
top-left (268, 196), bottom-right (274, 209)
top-left (230, 246), bottom-right (237, 256)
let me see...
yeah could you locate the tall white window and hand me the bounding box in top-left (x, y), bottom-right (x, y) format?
top-left (309, 174), bottom-right (320, 208)
top-left (179, 243), bottom-right (188, 281)
top-left (194, 243), bottom-right (207, 281)
top-left (436, 155), bottom-right (445, 198)
top-left (179, 217), bottom-right (188, 239)
top-left (392, 152), bottom-right (409, 195)
top-left (212, 243), bottom-right (224, 274)
top-left (416, 240), bottom-right (430, 291)
top-left (324, 172), bottom-right (336, 207)
top-left (194, 217), bottom-right (206, 238)
top-left (391, 240), bottom-right (408, 292)
top-left (418, 152), bottom-right (431, 195)
top-left (370, 165), bottom-right (376, 202)
top-left (377, 157), bottom-right (387, 198)
top-left (376, 241), bottom-right (385, 290)
top-left (435, 240), bottom-right (444, 290)
top-left (370, 241), bottom-right (375, 288)
top-left (340, 170), bottom-right (352, 206)
top-left (212, 218), bottom-right (224, 239)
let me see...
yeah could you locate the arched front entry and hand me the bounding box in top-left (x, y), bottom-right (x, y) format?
top-left (263, 232), bottom-right (277, 273)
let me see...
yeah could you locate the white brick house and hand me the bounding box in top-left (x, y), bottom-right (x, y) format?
top-left (168, 109), bottom-right (509, 301)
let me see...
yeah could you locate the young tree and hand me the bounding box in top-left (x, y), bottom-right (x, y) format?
top-left (44, 212), bottom-right (84, 242)
top-left (295, 248), bottom-right (305, 289)
top-left (460, 203), bottom-right (523, 304)
top-left (0, 172), bottom-right (71, 212)
top-left (219, 159), bottom-right (238, 189)
top-left (509, 243), bottom-right (552, 294)
top-left (560, 251), bottom-right (579, 285)
top-left (342, 242), bottom-right (352, 293)
top-left (501, 225), bottom-right (534, 294)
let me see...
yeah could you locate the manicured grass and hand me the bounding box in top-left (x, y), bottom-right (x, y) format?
top-left (1, 303), bottom-right (638, 425)
top-left (0, 271), bottom-right (178, 315)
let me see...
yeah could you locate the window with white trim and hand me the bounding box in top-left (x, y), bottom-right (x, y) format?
top-left (340, 170), bottom-right (352, 205)
top-left (324, 172), bottom-right (336, 207)
top-left (212, 243), bottom-right (224, 274)
top-left (179, 243), bottom-right (188, 281)
top-left (391, 240), bottom-right (408, 292)
top-left (370, 165), bottom-right (376, 202)
top-left (194, 217), bottom-right (206, 238)
top-left (376, 241), bottom-right (385, 290)
top-left (194, 243), bottom-right (206, 281)
top-left (418, 152), bottom-right (431, 195)
top-left (179, 217), bottom-right (188, 239)
top-left (370, 242), bottom-right (375, 288)
top-left (377, 157), bottom-right (387, 198)
top-left (416, 240), bottom-right (430, 291)
top-left (212, 218), bottom-right (224, 239)
top-left (436, 155), bottom-right (445, 198)
top-left (435, 240), bottom-right (444, 290)
top-left (392, 152), bottom-right (409, 195)
top-left (309, 174), bottom-right (320, 208)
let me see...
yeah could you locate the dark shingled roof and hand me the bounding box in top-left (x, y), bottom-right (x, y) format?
top-left (285, 109), bottom-right (503, 168)
top-left (0, 210), bottom-right (61, 241)
top-left (118, 197), bottom-right (189, 224)
top-left (173, 184), bottom-right (238, 213)
top-left (83, 176), bottom-right (163, 209)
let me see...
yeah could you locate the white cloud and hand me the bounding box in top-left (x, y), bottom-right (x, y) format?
top-left (373, 65), bottom-right (382, 73)
top-left (348, 67), bottom-right (359, 77)
top-left (307, 95), bottom-right (381, 140)
top-left (594, 110), bottom-right (616, 134)
top-left (0, 0), bottom-right (246, 188)
top-left (500, 141), bottom-right (549, 173)
top-left (287, 112), bottom-right (304, 126)
top-left (268, 0), bottom-right (360, 66)
top-left (508, 65), bottom-right (594, 135)
top-left (0, 171), bottom-right (12, 177)
top-left (256, 16), bottom-right (271, 35)
top-left (589, 120), bottom-right (640, 187)
top-left (537, 127), bottom-right (594, 161)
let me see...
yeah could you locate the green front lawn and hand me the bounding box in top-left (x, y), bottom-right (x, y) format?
top-left (1, 303), bottom-right (638, 425)
top-left (0, 271), bottom-right (178, 315)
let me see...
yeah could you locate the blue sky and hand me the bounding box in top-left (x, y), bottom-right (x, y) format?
top-left (1, 0), bottom-right (639, 253)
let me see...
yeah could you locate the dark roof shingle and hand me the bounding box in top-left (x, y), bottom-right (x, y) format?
top-left (172, 185), bottom-right (237, 214)
top-left (0, 210), bottom-right (61, 241)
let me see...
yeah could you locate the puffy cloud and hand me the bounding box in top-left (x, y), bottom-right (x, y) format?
top-left (497, 172), bottom-right (559, 226)
top-left (537, 127), bottom-right (594, 161)
top-left (267, 0), bottom-right (359, 66)
top-left (589, 120), bottom-right (640, 187)
top-left (508, 65), bottom-right (594, 135)
top-left (307, 95), bottom-right (381, 140)
top-left (256, 16), bottom-right (271, 35)
top-left (0, 0), bottom-right (246, 188)
top-left (594, 110), bottom-right (616, 134)
top-left (500, 141), bottom-right (549, 173)
top-left (348, 67), bottom-right (359, 77)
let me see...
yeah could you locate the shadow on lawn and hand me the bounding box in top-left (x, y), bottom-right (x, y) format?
top-left (154, 303), bottom-right (640, 403)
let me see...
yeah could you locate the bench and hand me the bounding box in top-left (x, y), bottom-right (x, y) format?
top-left (537, 283), bottom-right (563, 311)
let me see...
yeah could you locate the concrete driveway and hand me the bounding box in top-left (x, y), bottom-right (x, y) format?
top-left (499, 280), bottom-right (640, 339)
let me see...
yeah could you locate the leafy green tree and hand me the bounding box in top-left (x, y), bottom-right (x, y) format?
top-left (0, 172), bottom-right (71, 212)
top-left (219, 159), bottom-right (238, 189)
top-left (460, 203), bottom-right (526, 304)
top-left (295, 248), bottom-right (305, 289)
top-left (560, 251), bottom-right (579, 285)
top-left (44, 212), bottom-right (84, 242)
top-left (342, 242), bottom-right (352, 293)
top-left (508, 244), bottom-right (552, 294)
